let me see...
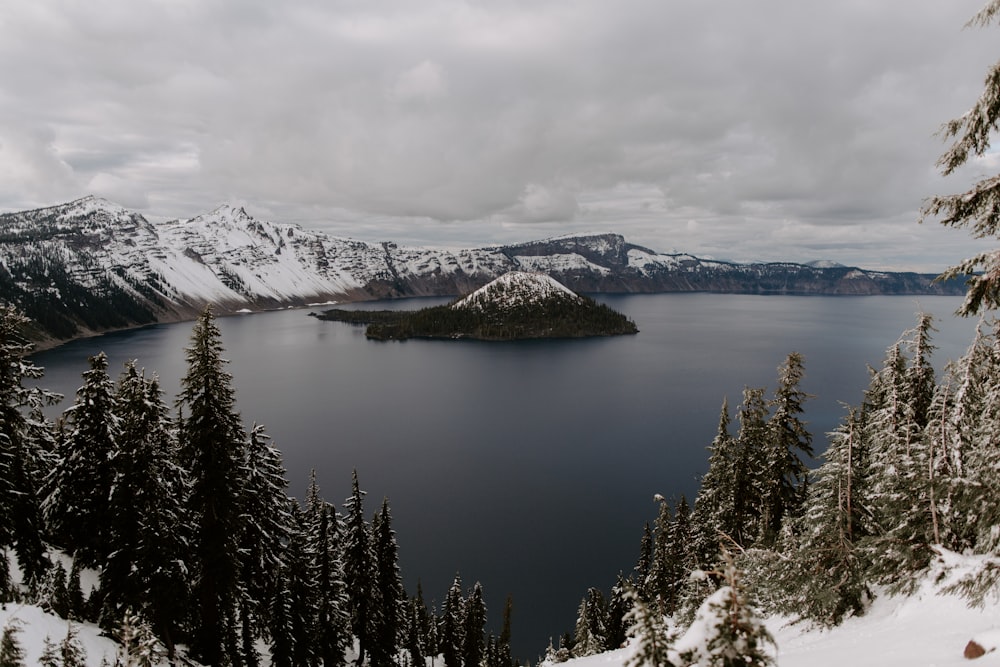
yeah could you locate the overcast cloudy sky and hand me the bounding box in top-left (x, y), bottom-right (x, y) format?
top-left (1, 1), bottom-right (998, 270)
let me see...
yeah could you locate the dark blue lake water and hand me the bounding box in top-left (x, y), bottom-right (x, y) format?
top-left (30, 294), bottom-right (979, 659)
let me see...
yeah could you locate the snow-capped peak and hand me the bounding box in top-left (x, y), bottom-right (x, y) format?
top-left (451, 271), bottom-right (581, 312)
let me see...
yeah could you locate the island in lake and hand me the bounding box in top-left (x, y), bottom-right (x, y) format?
top-left (313, 271), bottom-right (639, 341)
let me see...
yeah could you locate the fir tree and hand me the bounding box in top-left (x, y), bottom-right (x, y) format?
top-left (238, 422), bottom-right (292, 654)
top-left (371, 497), bottom-right (405, 667)
top-left (606, 575), bottom-right (632, 651)
top-left (40, 624), bottom-right (88, 667)
top-left (101, 363), bottom-right (189, 654)
top-left (920, 0), bottom-right (1000, 315)
top-left (282, 501), bottom-right (319, 667)
top-left (44, 352), bottom-right (118, 568)
top-left (462, 582), bottom-right (487, 667)
top-left (674, 553), bottom-right (774, 667)
top-left (0, 619), bottom-right (26, 667)
top-left (782, 405), bottom-right (870, 625)
top-left (0, 306), bottom-right (56, 584)
top-left (759, 352), bottom-right (813, 546)
top-left (635, 522), bottom-right (654, 599)
top-left (573, 588), bottom-right (608, 657)
top-left (343, 469), bottom-right (376, 666)
top-left (691, 398), bottom-right (734, 568)
top-left (440, 574), bottom-right (466, 667)
top-left (176, 307), bottom-right (247, 665)
top-left (306, 472), bottom-right (350, 667)
top-left (623, 587), bottom-right (672, 667)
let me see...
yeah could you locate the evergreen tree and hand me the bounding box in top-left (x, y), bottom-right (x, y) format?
top-left (760, 353), bottom-right (813, 546)
top-left (782, 405), bottom-right (870, 625)
top-left (371, 497), bottom-right (405, 667)
top-left (37, 560), bottom-right (70, 619)
top-left (101, 362), bottom-right (189, 654)
top-left (306, 472), bottom-right (350, 667)
top-left (862, 321), bottom-right (939, 588)
top-left (920, 0), bottom-right (1000, 315)
top-left (674, 553), bottom-right (774, 667)
top-left (440, 574), bottom-right (466, 667)
top-left (282, 501), bottom-right (319, 667)
top-left (662, 496), bottom-right (694, 616)
top-left (238, 422), bottom-right (292, 655)
top-left (606, 575), bottom-right (632, 651)
top-left (691, 398), bottom-right (734, 568)
top-left (462, 582), bottom-right (487, 667)
top-left (343, 469), bottom-right (376, 666)
top-left (573, 588), bottom-right (608, 657)
top-left (646, 498), bottom-right (673, 614)
top-left (176, 307), bottom-right (247, 665)
top-left (39, 624), bottom-right (87, 667)
top-left (635, 522), bottom-right (654, 599)
top-left (0, 306), bottom-right (54, 584)
top-left (44, 352), bottom-right (118, 567)
top-left (623, 587), bottom-right (672, 667)
top-left (0, 619), bottom-right (26, 667)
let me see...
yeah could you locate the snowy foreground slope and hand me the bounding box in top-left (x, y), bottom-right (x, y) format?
top-left (557, 554), bottom-right (1000, 667)
top-left (5, 556), bottom-right (1000, 666)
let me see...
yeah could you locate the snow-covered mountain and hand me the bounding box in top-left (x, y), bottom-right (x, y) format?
top-left (0, 196), bottom-right (963, 345)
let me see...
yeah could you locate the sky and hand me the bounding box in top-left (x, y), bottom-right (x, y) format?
top-left (1, 1), bottom-right (999, 271)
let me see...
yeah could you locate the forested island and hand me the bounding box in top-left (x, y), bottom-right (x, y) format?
top-left (314, 272), bottom-right (639, 341)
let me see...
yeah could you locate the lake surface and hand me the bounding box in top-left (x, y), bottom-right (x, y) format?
top-left (30, 294), bottom-right (980, 659)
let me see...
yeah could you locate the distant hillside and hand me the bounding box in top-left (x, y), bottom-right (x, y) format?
top-left (321, 271), bottom-right (638, 341)
top-left (0, 197), bottom-right (964, 346)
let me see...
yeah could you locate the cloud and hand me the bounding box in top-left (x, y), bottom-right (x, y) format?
top-left (0, 0), bottom-right (996, 269)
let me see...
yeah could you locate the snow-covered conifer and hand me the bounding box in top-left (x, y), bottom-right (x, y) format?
top-left (463, 582), bottom-right (487, 667)
top-left (920, 0), bottom-right (1000, 315)
top-left (371, 496), bottom-right (405, 667)
top-left (343, 469), bottom-right (376, 666)
top-left (101, 362), bottom-right (188, 654)
top-left (44, 352), bottom-right (118, 568)
top-left (440, 574), bottom-right (466, 667)
top-left (674, 553), bottom-right (774, 667)
top-left (623, 586), bottom-right (672, 667)
top-left (306, 472), bottom-right (350, 667)
top-left (238, 422), bottom-right (292, 653)
top-left (0, 305), bottom-right (55, 584)
top-left (0, 619), bottom-right (26, 667)
top-left (176, 306), bottom-right (247, 666)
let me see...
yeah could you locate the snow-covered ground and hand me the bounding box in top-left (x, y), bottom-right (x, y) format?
top-left (5, 553), bottom-right (1000, 665)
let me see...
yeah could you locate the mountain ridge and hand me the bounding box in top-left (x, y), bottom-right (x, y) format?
top-left (0, 196), bottom-right (964, 346)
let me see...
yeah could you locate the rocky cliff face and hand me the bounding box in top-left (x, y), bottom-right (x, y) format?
top-left (0, 197), bottom-right (963, 345)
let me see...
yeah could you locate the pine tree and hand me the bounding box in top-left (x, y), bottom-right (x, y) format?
top-left (862, 320), bottom-right (939, 588)
top-left (282, 501), bottom-right (319, 667)
top-left (662, 496), bottom-right (694, 616)
top-left (0, 619), bottom-right (26, 667)
top-left (691, 398), bottom-right (735, 568)
top-left (37, 560), bottom-right (70, 619)
top-left (176, 307), bottom-right (247, 665)
top-left (920, 0), bottom-right (1000, 315)
top-left (760, 353), bottom-right (813, 546)
top-left (238, 422), bottom-right (292, 656)
top-left (101, 362), bottom-right (189, 654)
top-left (39, 624), bottom-right (88, 667)
top-left (674, 553), bottom-right (775, 667)
top-left (306, 472), bottom-right (350, 667)
top-left (635, 522), bottom-right (654, 599)
top-left (623, 586), bottom-right (672, 667)
top-left (647, 498), bottom-right (673, 614)
top-left (783, 404), bottom-right (870, 625)
top-left (44, 352), bottom-right (118, 568)
top-left (573, 588), bottom-right (608, 657)
top-left (343, 469), bottom-right (376, 666)
top-left (371, 496), bottom-right (405, 667)
top-left (462, 582), bottom-right (487, 667)
top-left (0, 306), bottom-right (55, 585)
top-left (440, 574), bottom-right (466, 667)
top-left (606, 575), bottom-right (632, 651)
